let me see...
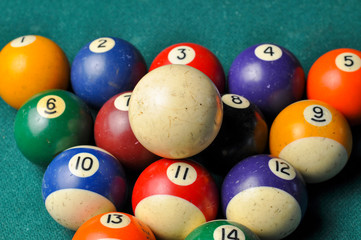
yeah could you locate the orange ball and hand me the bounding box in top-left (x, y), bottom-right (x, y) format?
top-left (72, 212), bottom-right (156, 240)
top-left (0, 35), bottom-right (70, 109)
top-left (307, 48), bottom-right (361, 125)
top-left (269, 99), bottom-right (352, 183)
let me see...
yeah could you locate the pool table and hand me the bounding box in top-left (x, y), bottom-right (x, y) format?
top-left (1, 1), bottom-right (360, 239)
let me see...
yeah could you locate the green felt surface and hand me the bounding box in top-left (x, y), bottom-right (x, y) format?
top-left (1, 0), bottom-right (361, 239)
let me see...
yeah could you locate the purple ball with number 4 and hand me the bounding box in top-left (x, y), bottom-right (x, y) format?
top-left (221, 154), bottom-right (307, 240)
top-left (228, 43), bottom-right (305, 121)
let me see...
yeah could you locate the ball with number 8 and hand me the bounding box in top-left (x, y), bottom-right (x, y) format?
top-left (14, 89), bottom-right (93, 166)
top-left (195, 93), bottom-right (268, 175)
top-left (307, 48), bottom-right (361, 125)
top-left (42, 145), bottom-right (128, 231)
top-left (269, 99), bottom-right (352, 183)
top-left (222, 154), bottom-right (308, 240)
top-left (94, 91), bottom-right (159, 171)
top-left (73, 212), bottom-right (156, 240)
top-left (132, 158), bottom-right (219, 240)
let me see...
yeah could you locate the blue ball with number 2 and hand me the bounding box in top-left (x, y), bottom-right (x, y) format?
top-left (42, 145), bottom-right (127, 231)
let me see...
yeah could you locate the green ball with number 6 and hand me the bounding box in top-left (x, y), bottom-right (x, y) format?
top-left (14, 89), bottom-right (93, 166)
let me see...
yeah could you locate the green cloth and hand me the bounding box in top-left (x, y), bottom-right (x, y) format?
top-left (1, 1), bottom-right (361, 239)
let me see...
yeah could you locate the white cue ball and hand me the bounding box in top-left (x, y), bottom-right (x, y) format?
top-left (128, 64), bottom-right (223, 159)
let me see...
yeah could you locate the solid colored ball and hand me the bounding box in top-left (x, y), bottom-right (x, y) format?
top-left (132, 158), bottom-right (219, 240)
top-left (0, 35), bottom-right (70, 109)
top-left (73, 212), bottom-right (156, 240)
top-left (185, 219), bottom-right (260, 240)
top-left (14, 89), bottom-right (93, 166)
top-left (269, 99), bottom-right (352, 183)
top-left (94, 91), bottom-right (159, 171)
top-left (128, 64), bottom-right (223, 159)
top-left (149, 42), bottom-right (225, 93)
top-left (71, 36), bottom-right (147, 109)
top-left (307, 48), bottom-right (361, 125)
top-left (222, 154), bottom-right (308, 240)
top-left (42, 145), bottom-right (127, 231)
top-left (228, 43), bottom-right (305, 120)
top-left (195, 93), bottom-right (268, 175)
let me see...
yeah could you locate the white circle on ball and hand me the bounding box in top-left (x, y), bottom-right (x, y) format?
top-left (213, 225), bottom-right (246, 240)
top-left (303, 104), bottom-right (332, 127)
top-left (168, 46), bottom-right (196, 64)
top-left (335, 52), bottom-right (361, 72)
top-left (68, 152), bottom-right (100, 178)
top-left (222, 94), bottom-right (250, 109)
top-left (89, 37), bottom-right (116, 53)
top-left (268, 158), bottom-right (296, 180)
top-left (254, 44), bottom-right (283, 61)
top-left (166, 162), bottom-right (197, 186)
top-left (37, 95), bottom-right (66, 119)
top-left (100, 213), bottom-right (131, 229)
top-left (114, 92), bottom-right (132, 111)
top-left (11, 35), bottom-right (36, 47)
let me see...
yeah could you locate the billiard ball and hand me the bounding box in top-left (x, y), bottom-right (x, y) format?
top-left (228, 43), bottom-right (305, 121)
top-left (71, 36), bottom-right (147, 109)
top-left (307, 48), bottom-right (361, 125)
top-left (132, 158), bottom-right (219, 240)
top-left (195, 93), bottom-right (268, 175)
top-left (128, 64), bottom-right (223, 159)
top-left (0, 35), bottom-right (70, 109)
top-left (14, 89), bottom-right (93, 166)
top-left (185, 219), bottom-right (260, 240)
top-left (269, 99), bottom-right (352, 183)
top-left (73, 212), bottom-right (156, 240)
top-left (222, 154), bottom-right (308, 240)
top-left (42, 145), bottom-right (127, 230)
top-left (94, 91), bottom-right (159, 171)
top-left (149, 42), bottom-right (225, 93)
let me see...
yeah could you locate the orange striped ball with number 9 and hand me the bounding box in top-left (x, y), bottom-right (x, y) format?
top-left (269, 99), bottom-right (352, 183)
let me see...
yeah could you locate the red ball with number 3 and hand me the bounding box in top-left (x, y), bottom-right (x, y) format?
top-left (132, 158), bottom-right (219, 240)
top-left (307, 48), bottom-right (361, 125)
top-left (149, 42), bottom-right (225, 93)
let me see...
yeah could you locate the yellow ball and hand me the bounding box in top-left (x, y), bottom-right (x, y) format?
top-left (129, 64), bottom-right (223, 159)
top-left (0, 35), bottom-right (70, 109)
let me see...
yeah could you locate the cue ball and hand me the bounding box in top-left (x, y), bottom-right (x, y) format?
top-left (94, 91), bottom-right (159, 171)
top-left (222, 154), bottom-right (307, 240)
top-left (149, 42), bottom-right (226, 93)
top-left (42, 145), bottom-right (127, 231)
top-left (228, 43), bottom-right (305, 120)
top-left (0, 35), bottom-right (70, 109)
top-left (195, 93), bottom-right (268, 174)
top-left (71, 37), bottom-right (147, 109)
top-left (307, 48), bottom-right (361, 125)
top-left (128, 64), bottom-right (223, 159)
top-left (132, 158), bottom-right (219, 240)
top-left (269, 99), bottom-right (353, 183)
top-left (14, 89), bottom-right (93, 166)
top-left (73, 212), bottom-right (156, 240)
top-left (185, 219), bottom-right (260, 240)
